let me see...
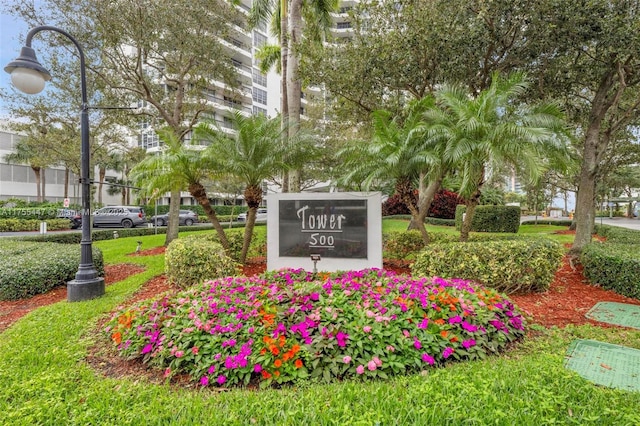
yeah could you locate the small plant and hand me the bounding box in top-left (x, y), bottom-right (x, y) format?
top-left (106, 268), bottom-right (526, 388)
top-left (165, 235), bottom-right (239, 288)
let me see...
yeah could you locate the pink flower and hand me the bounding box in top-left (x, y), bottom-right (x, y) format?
top-left (174, 350), bottom-right (184, 358)
top-left (141, 344), bottom-right (153, 354)
top-left (363, 326), bottom-right (372, 333)
top-left (402, 330), bottom-right (410, 338)
top-left (200, 376), bottom-right (209, 386)
top-left (163, 368), bottom-right (171, 378)
top-left (462, 339), bottom-right (476, 349)
top-left (418, 318), bottom-right (429, 329)
top-left (421, 353), bottom-right (435, 365)
top-left (356, 365), bottom-right (365, 375)
top-left (208, 365), bottom-right (216, 374)
top-left (386, 345), bottom-right (395, 352)
top-left (413, 339), bottom-right (422, 349)
top-left (343, 356), bottom-right (352, 364)
top-left (217, 375), bottom-right (227, 385)
top-left (253, 364), bottom-right (262, 373)
top-left (372, 356), bottom-right (382, 367)
top-left (367, 360), bottom-right (377, 371)
top-left (191, 346), bottom-right (199, 355)
top-left (443, 347), bottom-right (454, 359)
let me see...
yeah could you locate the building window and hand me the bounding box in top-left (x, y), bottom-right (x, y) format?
top-left (253, 106), bottom-right (267, 116)
top-left (253, 31), bottom-right (267, 48)
top-left (253, 87), bottom-right (267, 105)
top-left (253, 68), bottom-right (267, 86)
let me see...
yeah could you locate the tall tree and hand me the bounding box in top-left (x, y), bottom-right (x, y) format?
top-left (9, 0), bottom-right (244, 245)
top-left (428, 73), bottom-right (570, 241)
top-left (196, 111), bottom-right (314, 263)
top-left (130, 129), bottom-right (230, 251)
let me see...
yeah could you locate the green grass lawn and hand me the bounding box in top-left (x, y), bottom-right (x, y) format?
top-left (1, 225), bottom-right (639, 424)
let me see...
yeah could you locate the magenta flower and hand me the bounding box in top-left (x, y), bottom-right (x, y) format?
top-left (163, 368), bottom-right (171, 378)
top-left (217, 375), bottom-right (227, 385)
top-left (462, 339), bottom-right (476, 349)
top-left (418, 318), bottom-right (429, 329)
top-left (363, 326), bottom-right (372, 333)
top-left (335, 331), bottom-right (349, 347)
top-left (448, 315), bottom-right (462, 324)
top-left (253, 364), bottom-right (262, 373)
top-left (413, 339), bottom-right (422, 350)
top-left (367, 360), bottom-right (377, 371)
top-left (343, 356), bottom-right (352, 364)
top-left (200, 376), bottom-right (209, 387)
top-left (356, 365), bottom-right (365, 375)
top-left (141, 344), bottom-right (153, 354)
top-left (174, 350), bottom-right (184, 358)
top-left (208, 365), bottom-right (216, 374)
top-left (443, 347), bottom-right (454, 358)
top-left (461, 321), bottom-right (478, 332)
top-left (421, 353), bottom-right (435, 365)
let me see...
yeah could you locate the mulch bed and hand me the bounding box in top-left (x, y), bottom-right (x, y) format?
top-left (3, 231), bottom-right (639, 385)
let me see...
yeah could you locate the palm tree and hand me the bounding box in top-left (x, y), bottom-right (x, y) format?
top-left (130, 128), bottom-right (230, 250)
top-left (432, 73), bottom-right (569, 241)
top-left (196, 112), bottom-right (305, 263)
top-left (338, 98), bottom-right (439, 244)
top-left (249, 0), bottom-right (338, 192)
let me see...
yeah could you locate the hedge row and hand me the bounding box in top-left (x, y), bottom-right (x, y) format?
top-left (412, 238), bottom-right (564, 294)
top-left (0, 218), bottom-right (72, 232)
top-left (0, 207), bottom-right (69, 220)
top-left (455, 205), bottom-right (521, 233)
top-left (581, 225), bottom-right (640, 299)
top-left (142, 204), bottom-right (247, 217)
top-left (0, 240), bottom-right (105, 300)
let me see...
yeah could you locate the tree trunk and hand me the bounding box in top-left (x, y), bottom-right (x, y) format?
top-left (98, 166), bottom-right (106, 205)
top-left (164, 187), bottom-right (181, 246)
top-left (64, 168), bottom-right (69, 198)
top-left (396, 177), bottom-right (430, 244)
top-left (287, 0), bottom-right (303, 193)
top-left (280, 0), bottom-right (290, 193)
top-left (189, 182), bottom-right (230, 252)
top-left (32, 166), bottom-right (42, 202)
top-left (240, 184), bottom-right (263, 264)
top-left (41, 168), bottom-right (46, 202)
top-left (460, 188), bottom-right (482, 242)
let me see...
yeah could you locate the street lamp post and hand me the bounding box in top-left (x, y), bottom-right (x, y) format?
top-left (4, 26), bottom-right (105, 302)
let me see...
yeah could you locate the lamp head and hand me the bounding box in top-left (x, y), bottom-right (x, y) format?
top-left (4, 46), bottom-right (51, 94)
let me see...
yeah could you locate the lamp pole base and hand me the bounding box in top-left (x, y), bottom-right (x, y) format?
top-left (67, 277), bottom-right (105, 302)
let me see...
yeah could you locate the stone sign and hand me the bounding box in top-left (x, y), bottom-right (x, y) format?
top-left (267, 192), bottom-right (382, 272)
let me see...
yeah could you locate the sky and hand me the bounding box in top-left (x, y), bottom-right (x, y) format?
top-left (0, 11), bottom-right (31, 119)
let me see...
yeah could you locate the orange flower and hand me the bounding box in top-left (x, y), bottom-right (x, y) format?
top-left (111, 331), bottom-right (122, 344)
top-left (434, 318), bottom-right (445, 325)
top-left (282, 351), bottom-right (293, 362)
top-left (440, 330), bottom-right (449, 338)
top-left (262, 335), bottom-right (273, 343)
top-left (291, 345), bottom-right (301, 354)
top-left (278, 335), bottom-right (286, 347)
top-left (450, 336), bottom-right (459, 343)
top-left (271, 347), bottom-right (280, 356)
top-left (274, 359), bottom-right (283, 368)
top-left (261, 370), bottom-right (272, 379)
top-left (294, 359), bottom-right (303, 369)
top-left (260, 348), bottom-right (267, 355)
top-left (274, 370), bottom-right (281, 377)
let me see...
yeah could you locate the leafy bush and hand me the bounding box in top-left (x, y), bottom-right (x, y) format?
top-left (382, 193), bottom-right (415, 216)
top-left (455, 205), bottom-right (520, 233)
top-left (0, 241), bottom-right (104, 300)
top-left (593, 225), bottom-right (640, 245)
top-left (165, 235), bottom-right (239, 288)
top-left (521, 219), bottom-right (573, 227)
top-left (106, 268), bottom-right (526, 388)
top-left (384, 231), bottom-right (457, 260)
top-left (0, 218), bottom-right (71, 232)
top-left (581, 242), bottom-right (640, 299)
top-left (143, 204), bottom-right (247, 218)
top-left (411, 238), bottom-right (563, 294)
top-left (429, 190), bottom-right (465, 219)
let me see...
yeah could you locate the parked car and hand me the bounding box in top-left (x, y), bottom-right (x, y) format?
top-left (93, 206), bottom-right (146, 228)
top-left (150, 210), bottom-right (199, 226)
top-left (236, 208), bottom-right (267, 223)
top-left (56, 209), bottom-right (82, 229)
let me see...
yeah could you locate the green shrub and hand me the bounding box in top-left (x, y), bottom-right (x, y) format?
top-left (411, 238), bottom-right (564, 294)
top-left (581, 242), bottom-right (640, 299)
top-left (383, 231), bottom-right (458, 260)
top-left (593, 225), bottom-right (640, 244)
top-left (0, 218), bottom-right (71, 232)
top-left (143, 204), bottom-right (247, 218)
top-left (165, 235), bottom-right (239, 288)
top-left (521, 219), bottom-right (573, 227)
top-left (455, 205), bottom-right (520, 233)
top-left (0, 241), bottom-right (104, 300)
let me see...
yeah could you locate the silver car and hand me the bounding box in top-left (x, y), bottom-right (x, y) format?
top-left (150, 210), bottom-right (199, 226)
top-left (93, 206), bottom-right (146, 228)
top-left (236, 208), bottom-right (267, 223)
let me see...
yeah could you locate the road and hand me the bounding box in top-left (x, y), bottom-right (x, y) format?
top-left (521, 215), bottom-right (640, 231)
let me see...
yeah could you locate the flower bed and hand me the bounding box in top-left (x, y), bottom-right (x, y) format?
top-left (105, 269), bottom-right (526, 388)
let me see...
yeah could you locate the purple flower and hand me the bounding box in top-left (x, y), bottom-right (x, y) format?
top-left (217, 375), bottom-right (226, 385)
top-left (141, 344), bottom-right (153, 354)
top-left (461, 321), bottom-right (478, 332)
top-left (200, 376), bottom-right (209, 387)
top-left (253, 364), bottom-right (262, 373)
top-left (418, 318), bottom-right (429, 329)
top-left (443, 347), bottom-right (454, 359)
top-left (335, 331), bottom-right (349, 347)
top-left (356, 365), bottom-right (365, 375)
top-left (208, 365), bottom-right (216, 374)
top-left (413, 339), bottom-right (422, 350)
top-left (462, 339), bottom-right (476, 349)
top-left (448, 315), bottom-right (462, 324)
top-left (421, 353), bottom-right (435, 365)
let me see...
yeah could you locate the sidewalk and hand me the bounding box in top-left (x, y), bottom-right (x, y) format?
top-left (521, 215), bottom-right (640, 231)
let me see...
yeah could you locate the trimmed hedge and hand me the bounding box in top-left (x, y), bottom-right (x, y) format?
top-left (581, 242), bottom-right (640, 300)
top-left (0, 218), bottom-right (72, 232)
top-left (143, 204), bottom-right (247, 218)
top-left (593, 224), bottom-right (640, 244)
top-left (0, 206), bottom-right (65, 220)
top-left (165, 235), bottom-right (239, 288)
top-left (521, 219), bottom-right (573, 227)
top-left (0, 240), bottom-right (105, 300)
top-left (411, 238), bottom-right (564, 294)
top-left (382, 215), bottom-right (456, 227)
top-left (455, 205), bottom-right (520, 233)
top-left (383, 230), bottom-right (458, 260)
